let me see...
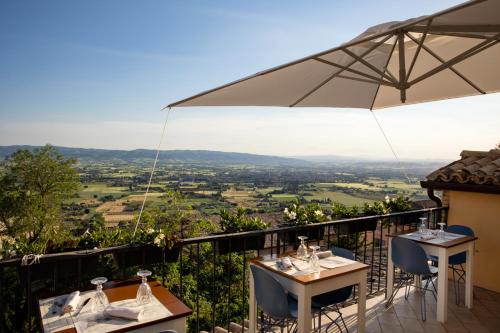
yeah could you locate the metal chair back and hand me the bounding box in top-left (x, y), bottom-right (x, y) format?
top-left (250, 265), bottom-right (293, 319)
top-left (446, 225), bottom-right (474, 265)
top-left (392, 237), bottom-right (433, 277)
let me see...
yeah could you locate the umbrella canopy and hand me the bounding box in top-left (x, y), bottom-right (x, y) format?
top-left (167, 0), bottom-right (500, 110)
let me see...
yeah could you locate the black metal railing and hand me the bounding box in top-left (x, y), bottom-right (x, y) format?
top-left (0, 207), bottom-right (447, 333)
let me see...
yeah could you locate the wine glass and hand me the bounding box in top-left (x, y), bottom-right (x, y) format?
top-left (309, 245), bottom-right (320, 273)
top-left (136, 270), bottom-right (152, 305)
top-left (297, 236), bottom-right (308, 259)
top-left (90, 277), bottom-right (109, 312)
top-left (437, 222), bottom-right (446, 240)
top-left (419, 217), bottom-right (428, 234)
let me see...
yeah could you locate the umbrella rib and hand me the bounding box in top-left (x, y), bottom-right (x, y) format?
top-left (405, 32), bottom-right (485, 94)
top-left (370, 37), bottom-right (398, 110)
top-left (288, 71), bottom-right (343, 107)
top-left (342, 48), bottom-right (398, 84)
top-left (409, 33), bottom-right (500, 87)
top-left (409, 24), bottom-right (500, 34)
top-left (412, 31), bottom-right (496, 40)
top-left (336, 74), bottom-right (388, 85)
top-left (314, 58), bottom-right (394, 86)
top-left (289, 34), bottom-right (395, 107)
top-left (406, 19), bottom-right (433, 81)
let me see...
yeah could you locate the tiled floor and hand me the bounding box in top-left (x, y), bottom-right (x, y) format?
top-left (326, 284), bottom-right (500, 333)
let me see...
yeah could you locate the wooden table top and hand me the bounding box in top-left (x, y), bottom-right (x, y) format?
top-left (387, 230), bottom-right (477, 248)
top-left (251, 254), bottom-right (369, 285)
top-left (40, 279), bottom-right (192, 333)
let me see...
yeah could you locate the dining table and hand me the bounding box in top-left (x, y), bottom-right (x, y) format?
top-left (387, 230), bottom-right (477, 323)
top-left (38, 279), bottom-right (192, 333)
top-left (249, 253), bottom-right (369, 333)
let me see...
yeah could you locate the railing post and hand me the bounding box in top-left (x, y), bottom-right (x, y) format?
top-left (0, 265), bottom-right (4, 333)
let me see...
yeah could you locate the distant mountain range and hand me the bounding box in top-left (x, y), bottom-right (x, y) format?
top-left (0, 145), bottom-right (448, 170)
top-left (0, 145), bottom-right (309, 166)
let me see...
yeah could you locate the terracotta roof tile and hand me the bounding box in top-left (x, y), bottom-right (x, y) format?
top-left (426, 149), bottom-right (500, 186)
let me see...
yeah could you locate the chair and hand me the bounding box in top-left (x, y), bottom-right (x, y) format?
top-left (310, 247), bottom-right (355, 333)
top-left (386, 237), bottom-right (437, 321)
top-left (250, 265), bottom-right (320, 332)
top-left (429, 225), bottom-right (474, 305)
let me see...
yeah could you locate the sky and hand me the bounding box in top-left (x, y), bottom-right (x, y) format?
top-left (0, 0), bottom-right (499, 160)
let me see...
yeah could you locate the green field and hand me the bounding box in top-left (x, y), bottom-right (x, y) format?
top-left (78, 183), bottom-right (129, 200)
top-left (303, 191), bottom-right (374, 206)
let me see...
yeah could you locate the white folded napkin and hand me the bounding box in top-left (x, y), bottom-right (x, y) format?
top-left (104, 305), bottom-right (143, 321)
top-left (281, 257), bottom-right (293, 268)
top-left (276, 257), bottom-right (293, 270)
top-left (63, 291), bottom-right (80, 313)
top-left (420, 234), bottom-right (435, 240)
top-left (317, 250), bottom-right (332, 259)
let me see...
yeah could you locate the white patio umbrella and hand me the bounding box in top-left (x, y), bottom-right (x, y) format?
top-left (166, 0), bottom-right (500, 110)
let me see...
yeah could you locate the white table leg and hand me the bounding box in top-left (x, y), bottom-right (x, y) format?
top-left (249, 267), bottom-right (257, 333)
top-left (357, 274), bottom-right (367, 333)
top-left (436, 247), bottom-right (448, 323)
top-left (297, 284), bottom-right (312, 333)
top-left (465, 241), bottom-right (474, 309)
top-left (386, 238), bottom-right (394, 299)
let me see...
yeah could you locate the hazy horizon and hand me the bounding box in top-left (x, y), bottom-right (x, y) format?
top-left (1, 0), bottom-right (499, 160)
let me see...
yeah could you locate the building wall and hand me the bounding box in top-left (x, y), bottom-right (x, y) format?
top-left (447, 190), bottom-right (500, 292)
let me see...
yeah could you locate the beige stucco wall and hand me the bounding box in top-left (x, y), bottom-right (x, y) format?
top-left (446, 190), bottom-right (500, 292)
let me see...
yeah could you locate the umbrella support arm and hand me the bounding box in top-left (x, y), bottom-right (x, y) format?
top-left (397, 31), bottom-right (407, 103)
top-left (404, 32), bottom-right (485, 94)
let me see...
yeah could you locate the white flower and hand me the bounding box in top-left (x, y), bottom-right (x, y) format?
top-left (284, 208), bottom-right (289, 214)
top-left (314, 210), bottom-right (324, 217)
top-left (154, 233), bottom-right (165, 246)
top-left (146, 228), bottom-right (155, 235)
top-left (289, 212), bottom-right (297, 220)
top-left (385, 195), bottom-right (390, 203)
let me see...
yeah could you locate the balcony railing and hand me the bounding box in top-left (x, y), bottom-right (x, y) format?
top-left (0, 206), bottom-right (447, 333)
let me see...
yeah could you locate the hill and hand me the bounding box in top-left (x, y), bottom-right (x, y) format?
top-left (0, 145), bottom-right (309, 166)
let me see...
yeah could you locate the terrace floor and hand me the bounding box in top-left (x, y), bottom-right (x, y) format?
top-left (333, 283), bottom-right (500, 333)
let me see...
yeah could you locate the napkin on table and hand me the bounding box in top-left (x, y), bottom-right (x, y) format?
top-left (63, 291), bottom-right (80, 313)
top-left (317, 250), bottom-right (332, 259)
top-left (420, 234), bottom-right (435, 240)
top-left (104, 305), bottom-right (143, 321)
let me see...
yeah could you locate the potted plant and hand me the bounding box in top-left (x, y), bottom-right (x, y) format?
top-left (214, 208), bottom-right (269, 254)
top-left (279, 201), bottom-right (327, 246)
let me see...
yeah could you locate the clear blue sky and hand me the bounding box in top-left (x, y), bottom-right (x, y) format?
top-left (1, 0), bottom-right (499, 159)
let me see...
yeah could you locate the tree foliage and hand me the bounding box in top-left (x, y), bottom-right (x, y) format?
top-left (0, 145), bottom-right (80, 255)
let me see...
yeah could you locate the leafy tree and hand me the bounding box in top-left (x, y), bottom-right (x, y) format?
top-left (0, 145), bottom-right (80, 255)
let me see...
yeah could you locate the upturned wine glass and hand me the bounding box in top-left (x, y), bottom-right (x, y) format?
top-left (309, 245), bottom-right (320, 273)
top-left (90, 277), bottom-right (109, 312)
top-left (437, 222), bottom-right (446, 240)
top-left (297, 236), bottom-right (308, 259)
top-left (136, 270), bottom-right (152, 305)
top-left (419, 217), bottom-right (428, 234)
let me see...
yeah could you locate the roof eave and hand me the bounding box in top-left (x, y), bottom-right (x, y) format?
top-left (421, 180), bottom-right (500, 195)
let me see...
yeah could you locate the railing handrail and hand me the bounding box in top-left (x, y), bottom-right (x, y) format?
top-left (0, 206), bottom-right (448, 266)
top-left (181, 206), bottom-right (447, 244)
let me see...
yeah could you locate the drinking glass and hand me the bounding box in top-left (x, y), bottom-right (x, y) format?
top-left (297, 236), bottom-right (308, 259)
top-left (419, 217), bottom-right (428, 234)
top-left (136, 270), bottom-right (152, 305)
top-left (437, 222), bottom-right (446, 240)
top-left (90, 277), bottom-right (109, 312)
top-left (309, 245), bottom-right (320, 273)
